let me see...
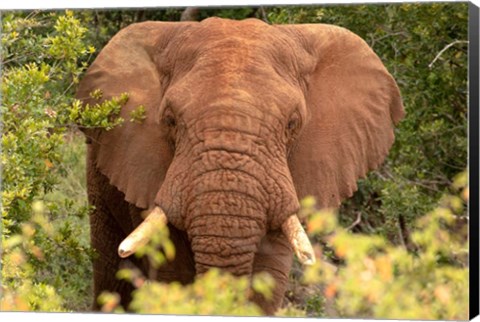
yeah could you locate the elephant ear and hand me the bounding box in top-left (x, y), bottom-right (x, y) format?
top-left (76, 22), bottom-right (192, 209)
top-left (284, 24), bottom-right (404, 208)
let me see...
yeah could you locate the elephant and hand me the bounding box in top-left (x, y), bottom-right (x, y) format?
top-left (76, 17), bottom-right (404, 315)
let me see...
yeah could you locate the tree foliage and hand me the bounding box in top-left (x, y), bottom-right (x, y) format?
top-left (1, 10), bottom-right (126, 311)
top-left (302, 171), bottom-right (468, 320)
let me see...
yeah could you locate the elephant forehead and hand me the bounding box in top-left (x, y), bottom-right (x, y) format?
top-left (193, 17), bottom-right (271, 45)
top-left (165, 19), bottom-right (304, 79)
top-left (159, 19), bottom-right (311, 119)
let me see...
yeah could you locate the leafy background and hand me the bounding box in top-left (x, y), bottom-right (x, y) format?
top-left (1, 3), bottom-right (469, 319)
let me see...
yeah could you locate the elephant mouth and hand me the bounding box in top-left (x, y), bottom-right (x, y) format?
top-left (117, 206), bottom-right (316, 266)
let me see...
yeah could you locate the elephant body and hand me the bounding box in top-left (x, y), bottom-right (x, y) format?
top-left (77, 17), bottom-right (404, 314)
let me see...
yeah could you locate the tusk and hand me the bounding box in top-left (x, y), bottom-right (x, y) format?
top-left (118, 206), bottom-right (168, 258)
top-left (281, 215), bottom-right (316, 266)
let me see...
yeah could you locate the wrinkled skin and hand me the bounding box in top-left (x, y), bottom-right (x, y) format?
top-left (77, 17), bottom-right (404, 315)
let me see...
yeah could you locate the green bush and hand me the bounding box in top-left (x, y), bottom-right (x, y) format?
top-left (96, 222), bottom-right (275, 316)
top-left (302, 171), bottom-right (468, 320)
top-left (1, 10), bottom-right (127, 311)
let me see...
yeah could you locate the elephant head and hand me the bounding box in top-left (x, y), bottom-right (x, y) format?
top-left (77, 17), bottom-right (403, 311)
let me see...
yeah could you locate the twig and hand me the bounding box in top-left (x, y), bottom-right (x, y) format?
top-left (396, 217), bottom-right (408, 250)
top-left (346, 212), bottom-right (362, 231)
top-left (180, 7), bottom-right (200, 21)
top-left (397, 213), bottom-right (418, 253)
top-left (259, 6), bottom-right (269, 23)
top-left (370, 31), bottom-right (408, 48)
top-left (429, 40), bottom-right (468, 68)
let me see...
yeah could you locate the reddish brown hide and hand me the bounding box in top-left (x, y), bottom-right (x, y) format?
top-left (76, 17), bottom-right (404, 315)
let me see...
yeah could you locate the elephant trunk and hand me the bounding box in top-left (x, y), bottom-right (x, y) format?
top-left (186, 189), bottom-right (266, 276)
top-left (190, 216), bottom-right (262, 276)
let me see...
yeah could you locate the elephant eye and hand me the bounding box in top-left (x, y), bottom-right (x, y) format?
top-left (165, 116), bottom-right (176, 127)
top-left (286, 111), bottom-right (301, 136)
top-left (285, 110), bottom-right (303, 146)
top-left (287, 119), bottom-right (298, 131)
top-left (163, 109), bottom-right (177, 128)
